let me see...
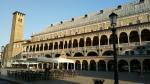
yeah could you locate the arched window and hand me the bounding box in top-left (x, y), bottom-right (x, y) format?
top-left (73, 39), bottom-right (78, 48)
top-left (33, 45), bottom-right (35, 51)
top-left (64, 41), bottom-right (67, 49)
top-left (87, 52), bottom-right (98, 56)
top-left (79, 38), bottom-right (84, 47)
top-left (44, 43), bottom-right (48, 50)
top-left (49, 43), bottom-right (53, 50)
top-left (54, 42), bottom-right (58, 50)
top-left (93, 36), bottom-right (99, 46)
top-left (86, 37), bottom-right (91, 46)
top-left (100, 35), bottom-right (108, 45)
top-left (109, 34), bottom-right (118, 44)
top-left (141, 29), bottom-right (150, 41)
top-left (119, 32), bottom-right (128, 43)
top-left (36, 45), bottom-right (39, 51)
top-left (59, 41), bottom-right (63, 49)
top-left (45, 54), bottom-right (52, 58)
top-left (40, 44), bottom-right (43, 51)
top-left (74, 52), bottom-right (84, 57)
top-left (102, 50), bottom-right (113, 56)
top-left (129, 31), bottom-right (139, 42)
top-left (68, 40), bottom-right (72, 48)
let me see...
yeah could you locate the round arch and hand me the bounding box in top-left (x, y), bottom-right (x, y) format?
top-left (36, 45), bottom-right (39, 51)
top-left (87, 51), bottom-right (98, 56)
top-left (40, 44), bottom-right (43, 51)
top-left (73, 39), bottom-right (78, 48)
top-left (129, 31), bottom-right (139, 42)
top-left (49, 43), bottom-right (53, 50)
top-left (44, 43), bottom-right (48, 50)
top-left (45, 54), bottom-right (52, 58)
top-left (118, 60), bottom-right (128, 72)
top-left (82, 60), bottom-right (88, 70)
top-left (74, 52), bottom-right (84, 57)
top-left (119, 32), bottom-right (128, 43)
top-left (75, 60), bottom-right (81, 70)
top-left (100, 35), bottom-right (108, 45)
top-left (109, 34), bottom-right (118, 44)
top-left (108, 60), bottom-right (114, 71)
top-left (93, 36), bottom-right (99, 46)
top-left (130, 59), bottom-right (141, 72)
top-left (143, 59), bottom-right (150, 72)
top-left (64, 41), bottom-right (67, 49)
top-left (141, 29), bottom-right (150, 41)
top-left (98, 60), bottom-right (106, 71)
top-left (54, 42), bottom-right (58, 50)
top-left (59, 41), bottom-right (63, 49)
top-left (102, 50), bottom-right (113, 56)
top-left (90, 60), bottom-right (96, 71)
top-left (68, 40), bottom-right (72, 48)
top-left (33, 45), bottom-right (36, 51)
top-left (86, 37), bottom-right (91, 46)
top-left (79, 38), bottom-right (84, 47)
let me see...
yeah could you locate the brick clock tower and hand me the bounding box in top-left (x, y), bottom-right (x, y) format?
top-left (4, 11), bottom-right (25, 67)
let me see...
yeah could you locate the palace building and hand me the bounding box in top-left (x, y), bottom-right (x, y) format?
top-left (3, 0), bottom-right (150, 72)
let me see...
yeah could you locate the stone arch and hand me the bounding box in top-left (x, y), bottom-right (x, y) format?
top-left (74, 52), bottom-right (84, 57)
top-left (90, 60), bottom-right (96, 71)
top-left (108, 60), bottom-right (114, 71)
top-left (93, 36), bottom-right (99, 46)
top-left (40, 44), bottom-right (43, 51)
top-left (102, 50), bottom-right (113, 56)
top-left (87, 51), bottom-right (98, 56)
top-left (86, 37), bottom-right (91, 46)
top-left (29, 46), bottom-right (32, 52)
top-left (68, 40), bottom-right (72, 48)
top-left (66, 53), bottom-right (71, 57)
top-left (129, 31), bottom-right (139, 42)
top-left (109, 34), bottom-right (118, 44)
top-left (36, 45), bottom-right (39, 51)
top-left (119, 32), bottom-right (128, 43)
top-left (118, 60), bottom-right (128, 72)
top-left (98, 60), bottom-right (106, 71)
top-left (59, 41), bottom-right (63, 49)
top-left (44, 43), bottom-right (48, 50)
top-left (100, 35), bottom-right (108, 45)
top-left (33, 45), bottom-right (36, 51)
top-left (79, 38), bottom-right (84, 47)
top-left (143, 59), bottom-right (150, 72)
top-left (73, 39), bottom-right (78, 48)
top-left (26, 46), bottom-right (29, 52)
top-left (54, 42), bottom-right (58, 50)
top-left (64, 41), bottom-right (67, 49)
top-left (141, 29), bottom-right (150, 41)
top-left (130, 59), bottom-right (141, 72)
top-left (49, 43), bottom-right (53, 50)
top-left (75, 60), bottom-right (81, 70)
top-left (82, 60), bottom-right (88, 70)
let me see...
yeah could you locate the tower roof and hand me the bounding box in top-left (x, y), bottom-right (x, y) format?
top-left (13, 11), bottom-right (25, 16)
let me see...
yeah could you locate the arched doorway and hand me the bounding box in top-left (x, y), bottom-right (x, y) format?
top-left (118, 60), bottom-right (128, 72)
top-left (119, 32), bottom-right (128, 43)
top-left (130, 59), bottom-right (141, 72)
top-left (143, 59), bottom-right (150, 72)
top-left (129, 31), bottom-right (139, 42)
top-left (98, 60), bottom-right (106, 71)
top-left (108, 60), bottom-right (114, 71)
top-left (90, 60), bottom-right (96, 71)
top-left (100, 35), bottom-right (108, 45)
top-left (141, 29), bottom-right (150, 41)
top-left (82, 60), bottom-right (88, 70)
top-left (75, 60), bottom-right (81, 70)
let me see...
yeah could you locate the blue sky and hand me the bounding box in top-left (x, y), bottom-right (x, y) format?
top-left (0, 0), bottom-right (131, 48)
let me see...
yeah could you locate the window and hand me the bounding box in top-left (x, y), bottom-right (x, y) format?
top-left (130, 51), bottom-right (134, 55)
top-left (125, 51), bottom-right (129, 55)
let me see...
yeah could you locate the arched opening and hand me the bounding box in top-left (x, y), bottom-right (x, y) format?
top-left (82, 60), bottom-right (88, 70)
top-left (108, 60), bottom-right (114, 71)
top-left (33, 45), bottom-right (35, 51)
top-left (119, 32), bottom-right (128, 43)
top-left (64, 41), bottom-right (67, 49)
top-left (68, 40), bottom-right (72, 48)
top-left (66, 53), bottom-right (71, 57)
top-left (130, 59), bottom-right (141, 72)
top-left (129, 31), bottom-right (139, 42)
top-left (79, 38), bottom-right (84, 47)
top-left (45, 54), bottom-right (52, 58)
top-left (86, 37), bottom-right (91, 46)
top-left (141, 29), bottom-right (150, 41)
top-left (68, 63), bottom-right (74, 70)
top-left (44, 43), bottom-right (48, 50)
top-left (29, 46), bottom-right (32, 52)
top-left (100, 35), bottom-right (108, 45)
top-left (26, 46), bottom-right (29, 52)
top-left (38, 63), bottom-right (42, 69)
top-left (98, 60), bottom-right (106, 71)
top-left (118, 60), bottom-right (128, 72)
top-left (109, 34), bottom-right (118, 44)
top-left (55, 54), bottom-right (60, 57)
top-left (75, 60), bottom-right (81, 70)
top-left (40, 44), bottom-right (43, 51)
top-left (54, 42), bottom-right (58, 50)
top-left (36, 45), bottom-right (39, 51)
top-left (102, 50), bottom-right (113, 56)
top-left (143, 59), bottom-right (150, 72)
top-left (43, 63), bottom-right (47, 69)
top-left (87, 52), bottom-right (98, 56)
top-left (74, 52), bottom-right (84, 57)
top-left (73, 39), bottom-right (78, 48)
top-left (49, 43), bottom-right (53, 50)
top-left (90, 60), bottom-right (96, 71)
top-left (59, 41), bottom-right (63, 49)
top-left (93, 36), bottom-right (99, 46)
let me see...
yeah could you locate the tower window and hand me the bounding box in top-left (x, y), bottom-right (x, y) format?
top-left (18, 18), bottom-right (22, 22)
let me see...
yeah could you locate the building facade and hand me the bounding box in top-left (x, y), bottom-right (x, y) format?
top-left (4, 0), bottom-right (150, 72)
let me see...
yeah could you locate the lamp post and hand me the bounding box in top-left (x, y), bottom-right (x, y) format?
top-left (109, 12), bottom-right (119, 84)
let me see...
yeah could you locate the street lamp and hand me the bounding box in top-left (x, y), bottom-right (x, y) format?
top-left (109, 12), bottom-right (119, 84)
